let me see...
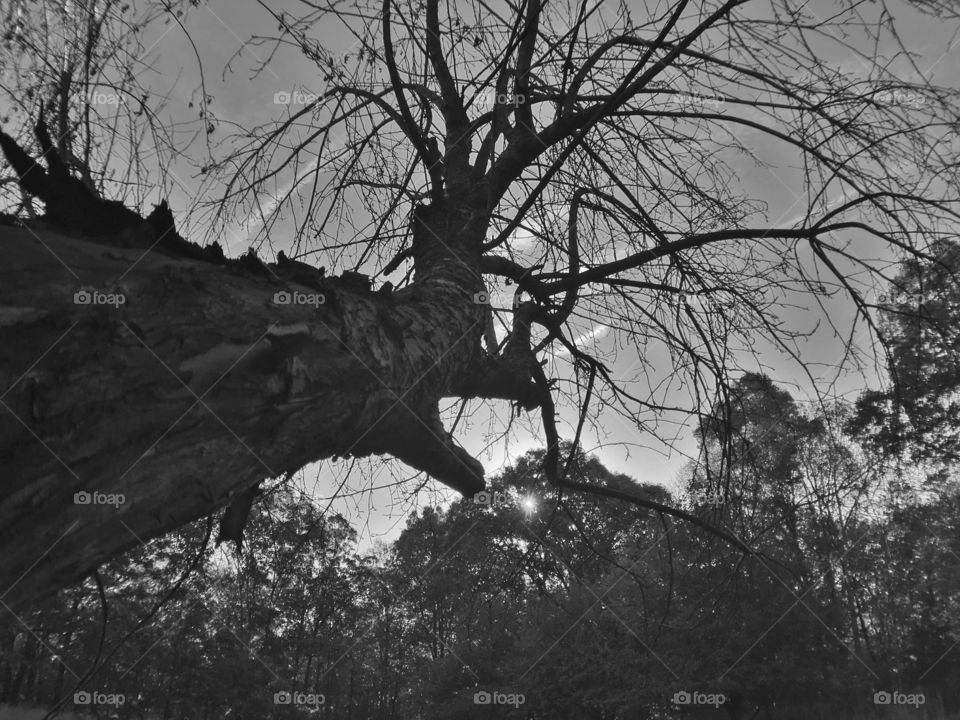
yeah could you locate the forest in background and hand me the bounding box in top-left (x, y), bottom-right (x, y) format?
top-left (2, 242), bottom-right (960, 719)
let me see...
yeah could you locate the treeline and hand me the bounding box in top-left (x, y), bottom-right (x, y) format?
top-left (2, 432), bottom-right (958, 719)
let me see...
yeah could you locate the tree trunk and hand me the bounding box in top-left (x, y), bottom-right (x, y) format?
top-left (0, 195), bottom-right (490, 611)
top-left (50, 594), bottom-right (80, 703)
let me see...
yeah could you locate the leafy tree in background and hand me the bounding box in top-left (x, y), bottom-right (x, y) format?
top-left (842, 240), bottom-right (960, 704)
top-left (851, 238), bottom-right (960, 468)
top-left (679, 377), bottom-right (879, 717)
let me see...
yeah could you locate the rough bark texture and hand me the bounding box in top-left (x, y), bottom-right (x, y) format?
top-left (0, 198), bottom-right (489, 610)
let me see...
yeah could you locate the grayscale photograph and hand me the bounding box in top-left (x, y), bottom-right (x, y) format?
top-left (0, 0), bottom-right (958, 717)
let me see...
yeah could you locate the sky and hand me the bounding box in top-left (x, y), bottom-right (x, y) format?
top-left (3, 0), bottom-right (960, 549)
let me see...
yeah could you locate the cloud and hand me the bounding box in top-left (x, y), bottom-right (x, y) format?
top-left (555, 324), bottom-right (610, 357)
top-left (238, 155), bottom-right (322, 245)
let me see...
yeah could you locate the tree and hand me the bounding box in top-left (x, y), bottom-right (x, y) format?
top-left (2, 0), bottom-right (960, 611)
top-left (682, 377), bottom-right (879, 718)
top-left (850, 238), bottom-right (960, 466)
top-left (0, 0), bottom-right (201, 211)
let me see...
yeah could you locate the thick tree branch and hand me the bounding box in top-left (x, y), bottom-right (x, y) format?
top-left (512, 0), bottom-right (542, 134)
top-left (478, 255), bottom-right (551, 302)
top-left (382, 0), bottom-right (443, 196)
top-left (425, 0), bottom-right (470, 179)
top-left (540, 223), bottom-right (869, 295)
top-left (558, 478), bottom-right (755, 555)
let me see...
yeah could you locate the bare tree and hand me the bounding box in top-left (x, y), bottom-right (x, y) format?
top-left (0, 0), bottom-right (205, 214)
top-left (1, 0), bottom-right (958, 610)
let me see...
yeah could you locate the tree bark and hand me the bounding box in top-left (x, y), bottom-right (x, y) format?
top-left (0, 194), bottom-right (491, 611)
